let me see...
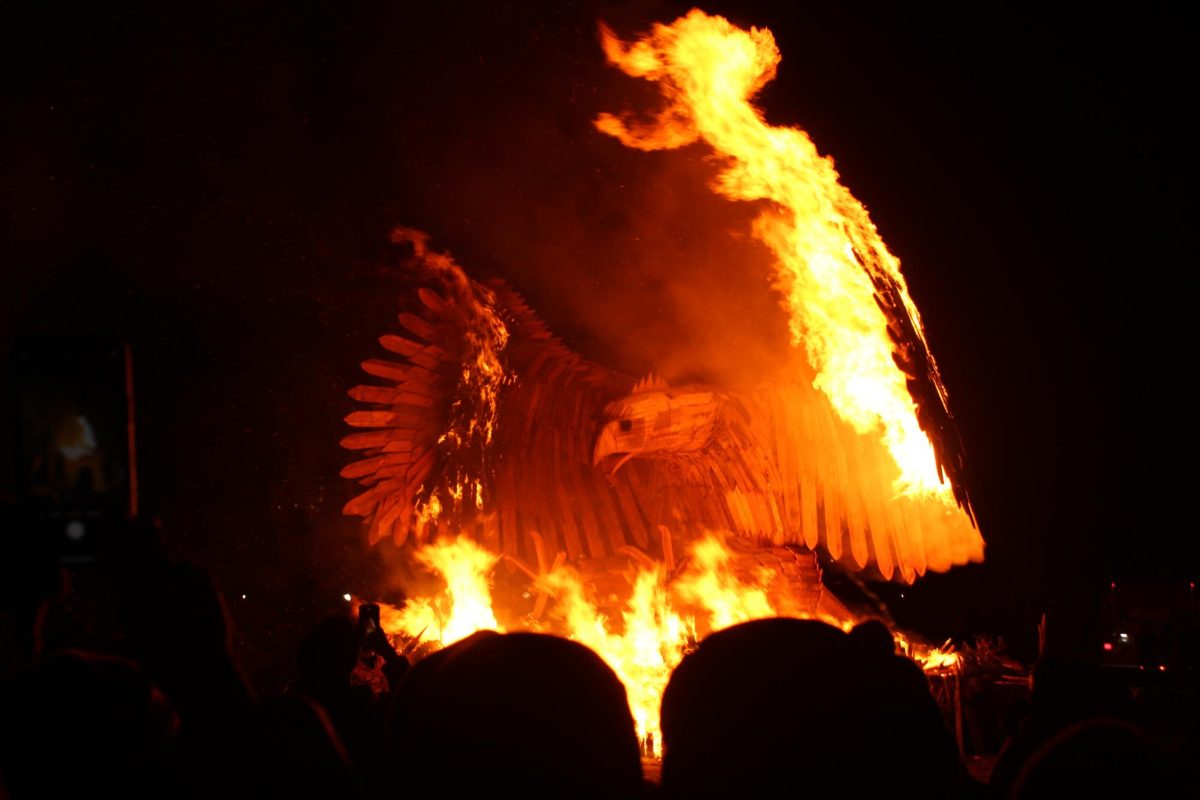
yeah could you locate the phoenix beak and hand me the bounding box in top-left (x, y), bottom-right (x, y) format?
top-left (593, 426), bottom-right (635, 475)
top-left (593, 426), bottom-right (619, 465)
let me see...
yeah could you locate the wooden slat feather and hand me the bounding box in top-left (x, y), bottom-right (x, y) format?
top-left (396, 311), bottom-right (441, 343)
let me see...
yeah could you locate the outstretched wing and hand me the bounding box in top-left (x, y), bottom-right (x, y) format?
top-left (483, 284), bottom-right (663, 565)
top-left (754, 369), bottom-right (982, 582)
top-left (634, 364), bottom-right (982, 583)
top-left (339, 284), bottom-right (460, 546)
top-left (342, 234), bottom-right (669, 568)
top-left (873, 271), bottom-right (974, 521)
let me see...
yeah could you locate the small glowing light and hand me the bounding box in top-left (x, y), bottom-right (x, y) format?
top-left (343, 593), bottom-right (352, 602)
top-left (899, 593), bottom-right (905, 599)
top-left (1118, 632), bottom-right (1129, 642)
top-left (1158, 665), bottom-right (1167, 672)
top-left (1102, 642), bottom-right (1113, 651)
top-left (1110, 582), bottom-right (1117, 590)
top-left (241, 594), bottom-right (247, 600)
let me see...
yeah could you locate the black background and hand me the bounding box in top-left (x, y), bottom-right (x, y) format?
top-left (3, 1), bottom-right (1194, 689)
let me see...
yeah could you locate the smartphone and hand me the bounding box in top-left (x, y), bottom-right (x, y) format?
top-left (358, 603), bottom-right (381, 638)
top-left (13, 336), bottom-right (138, 564)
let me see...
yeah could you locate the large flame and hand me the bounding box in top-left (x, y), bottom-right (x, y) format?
top-left (376, 533), bottom-right (951, 757)
top-left (536, 564), bottom-right (687, 752)
top-left (380, 537), bottom-right (502, 645)
top-left (596, 10), bottom-right (951, 500)
top-left (382, 534), bottom-right (785, 755)
top-left (364, 7), bottom-right (973, 764)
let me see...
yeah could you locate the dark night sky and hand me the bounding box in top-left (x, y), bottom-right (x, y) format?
top-left (3, 1), bottom-right (1195, 684)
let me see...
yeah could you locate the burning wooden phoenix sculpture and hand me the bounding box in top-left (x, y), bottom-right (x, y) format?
top-left (341, 10), bottom-right (984, 588)
top-left (340, 230), bottom-right (982, 588)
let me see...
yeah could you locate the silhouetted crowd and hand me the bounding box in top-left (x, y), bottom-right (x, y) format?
top-left (1, 522), bottom-right (1193, 799)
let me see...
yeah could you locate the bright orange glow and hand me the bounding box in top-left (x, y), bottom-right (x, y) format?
top-left (375, 533), bottom-right (955, 757)
top-left (362, 9), bottom-right (983, 762)
top-left (596, 10), bottom-right (953, 502)
top-left (536, 563), bottom-right (688, 754)
top-left (916, 645), bottom-right (961, 672)
top-left (535, 532), bottom-right (797, 753)
top-left (380, 537), bottom-right (502, 646)
top-left (671, 535), bottom-right (775, 631)
top-left (897, 633), bottom-right (961, 672)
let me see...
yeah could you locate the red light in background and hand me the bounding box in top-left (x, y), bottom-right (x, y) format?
top-left (1158, 665), bottom-right (1167, 672)
top-left (1103, 642), bottom-right (1114, 651)
top-left (1110, 582), bottom-right (1117, 590)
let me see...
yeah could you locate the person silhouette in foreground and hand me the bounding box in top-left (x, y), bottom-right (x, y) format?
top-left (0, 514), bottom-right (63, 678)
top-left (1, 516), bottom-right (181, 799)
top-left (296, 611), bottom-right (409, 794)
top-left (987, 656), bottom-right (1133, 797)
top-left (255, 690), bottom-right (361, 800)
top-left (386, 630), bottom-right (645, 799)
top-left (659, 617), bottom-right (977, 799)
top-left (0, 649), bottom-right (179, 799)
top-left (1010, 717), bottom-right (1174, 798)
top-left (104, 520), bottom-right (261, 798)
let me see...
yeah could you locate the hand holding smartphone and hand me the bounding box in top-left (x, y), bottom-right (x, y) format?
top-left (358, 602), bottom-right (381, 639)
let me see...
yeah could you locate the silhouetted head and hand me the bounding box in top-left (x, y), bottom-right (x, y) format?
top-left (0, 650), bottom-right (178, 799)
top-left (387, 631), bottom-right (643, 799)
top-left (109, 522), bottom-right (237, 663)
top-left (1013, 718), bottom-right (1172, 798)
top-left (298, 614), bottom-right (359, 699)
top-left (660, 617), bottom-right (964, 799)
top-left (848, 617), bottom-right (897, 658)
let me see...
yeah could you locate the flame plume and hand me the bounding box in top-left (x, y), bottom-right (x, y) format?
top-left (596, 10), bottom-right (960, 503)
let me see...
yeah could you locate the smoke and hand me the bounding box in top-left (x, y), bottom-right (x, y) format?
top-left (371, 1), bottom-right (795, 387)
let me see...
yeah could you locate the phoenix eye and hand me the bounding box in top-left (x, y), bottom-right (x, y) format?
top-left (618, 419), bottom-right (633, 432)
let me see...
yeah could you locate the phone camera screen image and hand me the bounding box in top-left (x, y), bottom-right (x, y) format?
top-left (14, 337), bottom-right (136, 563)
top-left (359, 603), bottom-right (381, 637)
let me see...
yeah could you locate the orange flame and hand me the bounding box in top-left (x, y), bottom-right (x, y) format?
top-left (536, 564), bottom-right (688, 754)
top-left (908, 638), bottom-right (962, 672)
top-left (596, 10), bottom-right (952, 502)
top-left (381, 537), bottom-right (502, 646)
top-left (672, 535), bottom-right (775, 631)
top-left (392, 227), bottom-right (511, 526)
top-left (378, 533), bottom-right (950, 757)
